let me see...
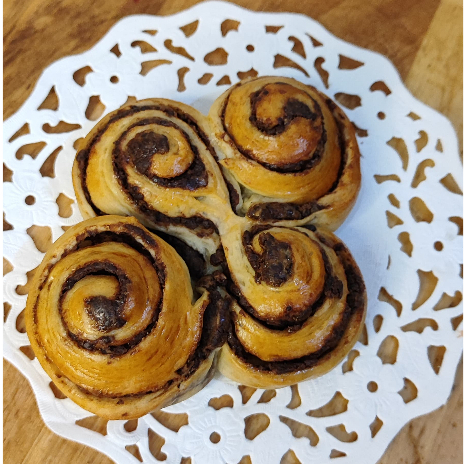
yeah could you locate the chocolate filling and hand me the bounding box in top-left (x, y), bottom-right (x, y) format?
top-left (126, 131), bottom-right (170, 175)
top-left (60, 260), bottom-right (129, 335)
top-left (247, 201), bottom-right (324, 221)
top-left (221, 82), bottom-right (328, 173)
top-left (51, 225), bottom-right (167, 356)
top-left (284, 98), bottom-right (317, 121)
top-left (76, 149), bottom-right (104, 216)
top-left (228, 240), bottom-right (365, 374)
top-left (118, 118), bottom-right (208, 190)
top-left (304, 224), bottom-right (317, 232)
top-left (243, 231), bottom-right (294, 287)
top-left (224, 178), bottom-right (241, 214)
top-left (176, 289), bottom-right (231, 378)
top-left (209, 246), bottom-right (230, 277)
top-left (126, 183), bottom-right (217, 236)
top-left (76, 104), bottom-right (221, 234)
top-left (230, 226), bottom-right (342, 328)
top-left (244, 97), bottom-right (350, 222)
top-left (249, 92), bottom-right (318, 136)
top-left (155, 230), bottom-right (206, 280)
top-left (197, 270), bottom-right (228, 291)
top-left (210, 246), bottom-right (226, 267)
top-left (86, 296), bottom-right (126, 332)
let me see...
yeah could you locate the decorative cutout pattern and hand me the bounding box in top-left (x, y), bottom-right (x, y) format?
top-left (3, 3), bottom-right (462, 464)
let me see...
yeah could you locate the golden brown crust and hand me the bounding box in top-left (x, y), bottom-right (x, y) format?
top-left (208, 76), bottom-right (362, 230)
top-left (217, 224), bottom-right (367, 388)
top-left (72, 98), bottom-right (232, 269)
top-left (51, 77), bottom-right (369, 404)
top-left (25, 216), bottom-right (229, 419)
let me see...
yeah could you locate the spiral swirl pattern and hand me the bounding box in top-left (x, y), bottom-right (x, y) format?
top-left (73, 98), bottom-right (232, 266)
top-left (208, 76), bottom-right (361, 229)
top-left (218, 223), bottom-right (366, 388)
top-left (25, 216), bottom-right (230, 419)
top-left (30, 79), bottom-right (368, 415)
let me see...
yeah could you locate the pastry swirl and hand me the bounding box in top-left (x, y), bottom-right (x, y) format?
top-left (208, 76), bottom-right (362, 230)
top-left (72, 98), bottom-right (231, 267)
top-left (218, 223), bottom-right (366, 388)
top-left (31, 78), bottom-right (368, 412)
top-left (25, 216), bottom-right (230, 419)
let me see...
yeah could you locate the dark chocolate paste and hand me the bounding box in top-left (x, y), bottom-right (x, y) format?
top-left (249, 93), bottom-right (318, 136)
top-left (76, 104), bottom-right (222, 234)
top-left (210, 246), bottom-right (226, 267)
top-left (325, 97), bottom-right (348, 194)
top-left (304, 224), bottom-right (317, 232)
top-left (127, 184), bottom-right (217, 237)
top-left (229, 226), bottom-right (342, 328)
top-left (243, 231), bottom-right (294, 287)
top-left (60, 260), bottom-right (129, 334)
top-left (227, 236), bottom-right (365, 374)
top-left (209, 246), bottom-right (230, 277)
top-left (221, 82), bottom-right (328, 173)
top-left (126, 131), bottom-right (170, 175)
top-left (197, 270), bottom-right (228, 291)
top-left (247, 201), bottom-right (324, 221)
top-left (117, 117), bottom-right (208, 190)
top-left (53, 225), bottom-right (167, 356)
top-left (155, 230), bottom-right (206, 280)
top-left (86, 296), bottom-right (126, 332)
top-left (224, 178), bottom-right (241, 214)
top-left (76, 149), bottom-right (104, 216)
top-left (176, 289), bottom-right (231, 378)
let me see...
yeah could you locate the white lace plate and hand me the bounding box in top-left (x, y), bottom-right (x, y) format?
top-left (3, 2), bottom-right (463, 463)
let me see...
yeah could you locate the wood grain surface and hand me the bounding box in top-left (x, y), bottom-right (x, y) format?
top-left (3, 0), bottom-right (463, 463)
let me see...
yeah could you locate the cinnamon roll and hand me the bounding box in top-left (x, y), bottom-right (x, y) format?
top-left (25, 216), bottom-right (230, 419)
top-left (217, 222), bottom-right (366, 388)
top-left (208, 76), bottom-right (361, 230)
top-left (72, 99), bottom-right (232, 272)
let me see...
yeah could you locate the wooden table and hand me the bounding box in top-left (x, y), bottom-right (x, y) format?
top-left (3, 0), bottom-right (463, 463)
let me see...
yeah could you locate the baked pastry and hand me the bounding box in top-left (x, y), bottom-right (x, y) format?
top-left (72, 98), bottom-right (232, 274)
top-left (208, 76), bottom-right (361, 230)
top-left (25, 216), bottom-right (229, 419)
top-left (32, 80), bottom-right (367, 414)
top-left (218, 222), bottom-right (366, 388)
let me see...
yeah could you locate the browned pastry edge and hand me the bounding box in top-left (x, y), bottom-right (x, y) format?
top-left (220, 82), bottom-right (329, 173)
top-left (208, 76), bottom-right (362, 229)
top-left (25, 216), bottom-right (231, 419)
top-left (218, 226), bottom-right (366, 387)
top-left (75, 103), bottom-right (219, 236)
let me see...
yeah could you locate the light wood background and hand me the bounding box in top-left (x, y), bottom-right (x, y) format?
top-left (3, 0), bottom-right (463, 463)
